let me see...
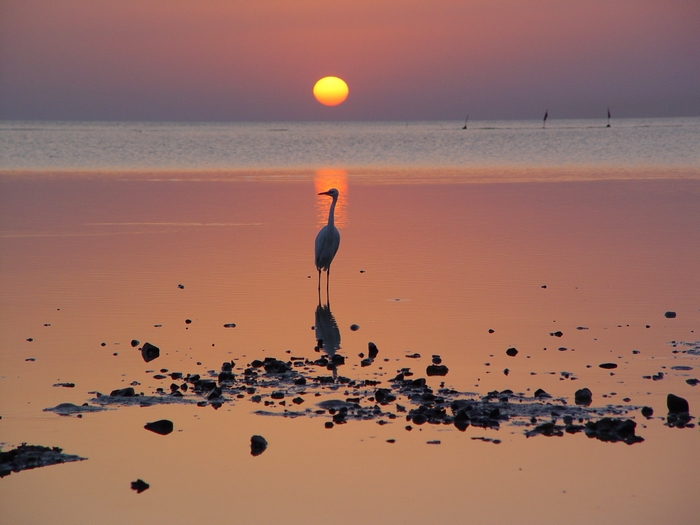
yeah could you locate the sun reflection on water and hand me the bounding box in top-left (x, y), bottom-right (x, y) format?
top-left (314, 168), bottom-right (348, 228)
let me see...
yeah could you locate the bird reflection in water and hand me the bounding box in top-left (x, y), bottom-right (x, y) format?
top-left (314, 301), bottom-right (343, 378)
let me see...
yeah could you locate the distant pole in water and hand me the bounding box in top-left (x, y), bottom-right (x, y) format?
top-left (606, 108), bottom-right (611, 128)
top-left (542, 109), bottom-right (548, 129)
top-left (462, 114), bottom-right (469, 130)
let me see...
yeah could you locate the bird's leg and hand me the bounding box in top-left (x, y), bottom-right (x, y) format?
top-left (317, 269), bottom-right (322, 293)
top-left (326, 266), bottom-right (331, 301)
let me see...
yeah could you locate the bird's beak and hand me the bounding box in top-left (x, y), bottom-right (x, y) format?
top-left (318, 191), bottom-right (331, 196)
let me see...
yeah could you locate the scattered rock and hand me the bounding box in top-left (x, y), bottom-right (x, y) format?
top-left (144, 419), bottom-right (174, 435)
top-left (667, 394), bottom-right (689, 414)
top-left (110, 387), bottom-right (136, 397)
top-left (43, 403), bottom-right (109, 416)
top-left (350, 324), bottom-right (360, 331)
top-left (534, 389), bottom-right (551, 398)
top-left (686, 378), bottom-right (699, 386)
top-left (664, 311), bottom-right (677, 318)
top-left (0, 444), bottom-right (86, 478)
top-left (599, 363), bottom-right (617, 369)
top-left (131, 479), bottom-right (149, 493)
top-left (550, 331), bottom-right (563, 337)
top-left (130, 339), bottom-right (139, 347)
top-left (583, 418), bottom-right (644, 445)
top-left (52, 383), bottom-right (75, 388)
top-left (250, 435), bottom-right (268, 456)
top-left (141, 342), bottom-right (160, 363)
top-left (177, 284), bottom-right (184, 289)
top-left (223, 323), bottom-right (236, 328)
top-left (574, 388), bottom-right (592, 406)
top-left (368, 342), bottom-right (379, 359)
top-left (426, 364), bottom-right (449, 376)
top-left (641, 406), bottom-right (653, 418)
top-left (506, 347), bottom-right (518, 357)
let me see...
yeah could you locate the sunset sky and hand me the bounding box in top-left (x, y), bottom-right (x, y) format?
top-left (1, 0), bottom-right (698, 122)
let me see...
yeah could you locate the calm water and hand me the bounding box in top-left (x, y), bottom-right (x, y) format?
top-left (2, 118), bottom-right (699, 173)
top-left (1, 119), bottom-right (699, 525)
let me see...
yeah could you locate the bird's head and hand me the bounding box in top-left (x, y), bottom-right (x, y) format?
top-left (318, 188), bottom-right (339, 198)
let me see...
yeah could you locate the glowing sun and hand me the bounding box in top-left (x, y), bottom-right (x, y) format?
top-left (313, 76), bottom-right (349, 106)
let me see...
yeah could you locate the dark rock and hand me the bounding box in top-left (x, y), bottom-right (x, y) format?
top-left (411, 413), bottom-right (428, 425)
top-left (263, 359), bottom-right (290, 374)
top-left (641, 406), bottom-right (653, 418)
top-left (488, 329), bottom-right (495, 333)
top-left (406, 353), bottom-right (421, 359)
top-left (207, 386), bottom-right (222, 400)
top-left (360, 358), bottom-right (373, 367)
top-left (667, 393), bottom-right (689, 414)
top-left (223, 323), bottom-right (236, 328)
top-left (131, 479), bottom-right (149, 493)
top-left (52, 383), bottom-right (76, 388)
top-left (598, 363), bottom-right (617, 369)
top-left (550, 331), bottom-right (563, 337)
top-left (586, 418), bottom-right (644, 445)
top-left (534, 389), bottom-right (551, 398)
top-left (130, 340), bottom-right (139, 347)
top-left (110, 387), bottom-right (135, 397)
top-left (144, 419), bottom-right (174, 435)
top-left (350, 324), bottom-right (360, 331)
top-left (426, 364), bottom-right (449, 376)
top-left (292, 397), bottom-right (305, 405)
top-left (503, 368), bottom-right (509, 376)
top-left (375, 388), bottom-right (396, 404)
top-left (185, 319), bottom-right (192, 324)
top-left (368, 342), bottom-right (379, 359)
top-left (177, 284), bottom-right (184, 289)
top-left (506, 347), bottom-right (518, 357)
top-left (324, 422), bottom-right (334, 429)
top-left (574, 388), bottom-right (592, 406)
top-left (331, 354), bottom-right (345, 366)
top-left (270, 391), bottom-right (285, 399)
top-left (431, 355), bottom-right (442, 364)
top-left (250, 435), bottom-right (268, 456)
top-left (664, 311), bottom-right (677, 318)
top-left (686, 378), bottom-right (699, 386)
top-left (0, 444), bottom-right (86, 477)
top-left (141, 342), bottom-right (160, 363)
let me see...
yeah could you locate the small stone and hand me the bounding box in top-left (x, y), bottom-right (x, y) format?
top-left (368, 342), bottom-right (379, 359)
top-left (144, 420), bottom-right (174, 435)
top-left (426, 440), bottom-right (441, 445)
top-left (130, 339), bottom-right (139, 347)
top-left (223, 323), bottom-right (236, 328)
top-left (350, 324), bottom-right (360, 331)
top-left (667, 394), bottom-right (689, 414)
top-left (664, 311), bottom-right (677, 318)
top-left (686, 378), bottom-right (699, 386)
top-left (550, 331), bottom-right (563, 337)
top-left (574, 388), bottom-right (592, 406)
top-left (386, 439), bottom-right (396, 444)
top-left (599, 363), bottom-right (617, 369)
top-left (250, 435), bottom-right (268, 456)
top-left (177, 284), bottom-right (184, 289)
top-left (324, 422), bottom-right (334, 429)
top-left (534, 388), bottom-right (551, 398)
top-left (141, 342), bottom-right (160, 363)
top-left (131, 479), bottom-right (149, 493)
top-left (641, 406), bottom-right (654, 418)
top-left (185, 319), bottom-right (192, 324)
top-left (110, 387), bottom-right (135, 397)
top-left (506, 347), bottom-right (518, 357)
top-left (503, 368), bottom-right (509, 376)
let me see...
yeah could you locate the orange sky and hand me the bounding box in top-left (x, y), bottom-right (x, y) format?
top-left (0, 0), bottom-right (698, 121)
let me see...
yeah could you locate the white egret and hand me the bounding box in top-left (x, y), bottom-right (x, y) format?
top-left (315, 188), bottom-right (340, 294)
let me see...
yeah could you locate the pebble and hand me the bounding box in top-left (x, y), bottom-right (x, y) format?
top-left (131, 479), bottom-right (149, 493)
top-left (574, 388), bottom-right (592, 406)
top-left (641, 406), bottom-right (653, 418)
top-left (667, 394), bottom-right (689, 414)
top-left (144, 419), bottom-right (174, 435)
top-left (598, 363), bottom-right (617, 369)
top-left (141, 342), bottom-right (160, 363)
top-left (350, 324), bottom-right (360, 331)
top-left (664, 311), bottom-right (677, 318)
top-left (426, 364), bottom-right (449, 376)
top-left (223, 323), bottom-right (236, 328)
top-left (130, 340), bottom-right (139, 347)
top-left (506, 348), bottom-right (518, 357)
top-left (250, 435), bottom-right (268, 456)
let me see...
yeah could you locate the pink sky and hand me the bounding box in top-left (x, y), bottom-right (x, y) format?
top-left (1, 0), bottom-right (698, 121)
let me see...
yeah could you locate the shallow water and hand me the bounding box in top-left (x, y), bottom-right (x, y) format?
top-left (1, 121), bottom-right (700, 524)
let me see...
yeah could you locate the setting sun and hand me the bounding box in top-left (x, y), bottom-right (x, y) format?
top-left (313, 76), bottom-right (349, 106)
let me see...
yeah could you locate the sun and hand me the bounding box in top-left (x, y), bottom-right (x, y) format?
top-left (313, 76), bottom-right (349, 106)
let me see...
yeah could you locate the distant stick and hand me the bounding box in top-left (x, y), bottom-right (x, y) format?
top-left (462, 114), bottom-right (469, 130)
top-left (607, 108), bottom-right (611, 128)
top-left (543, 109), bottom-right (548, 129)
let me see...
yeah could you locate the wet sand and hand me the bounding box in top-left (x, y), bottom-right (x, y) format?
top-left (1, 172), bottom-right (699, 524)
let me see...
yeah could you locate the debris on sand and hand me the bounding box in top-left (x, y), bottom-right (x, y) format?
top-left (666, 393), bottom-right (694, 428)
top-left (131, 479), bottom-right (149, 493)
top-left (0, 444), bottom-right (86, 477)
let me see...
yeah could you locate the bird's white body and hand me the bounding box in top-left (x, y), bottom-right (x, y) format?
top-left (315, 188), bottom-right (340, 293)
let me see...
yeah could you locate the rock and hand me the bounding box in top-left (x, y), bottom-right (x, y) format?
top-left (177, 284), bottom-right (184, 289)
top-left (368, 342), bottom-right (379, 359)
top-left (488, 329), bottom-right (495, 333)
top-left (426, 364), bottom-right (449, 376)
top-left (550, 331), bottom-right (563, 337)
top-left (432, 355), bottom-right (442, 364)
top-left (686, 378), bottom-right (699, 386)
top-left (0, 444), bottom-right (86, 477)
top-left (270, 391), bottom-right (285, 400)
top-left (506, 347), bottom-right (518, 357)
top-left (131, 479), bottom-right (149, 493)
top-left (503, 368), bottom-right (509, 376)
top-left (534, 389), bottom-right (551, 398)
top-left (130, 339), bottom-right (139, 347)
top-left (223, 323), bottom-right (236, 328)
top-left (584, 418), bottom-right (644, 445)
top-left (598, 363), bottom-right (617, 369)
top-left (664, 311), bottom-right (677, 318)
top-left (375, 388), bottom-right (396, 404)
top-left (185, 319), bottom-right (192, 324)
top-left (250, 435), bottom-right (268, 456)
top-left (263, 358), bottom-right (290, 374)
top-left (574, 388), bottom-right (592, 406)
top-left (144, 419), bottom-right (174, 435)
top-left (667, 394), bottom-right (689, 414)
top-left (350, 324), bottom-right (360, 331)
top-left (110, 387), bottom-right (135, 397)
top-left (141, 342), bottom-right (160, 363)
top-left (641, 406), bottom-right (654, 418)
top-left (207, 387), bottom-right (222, 400)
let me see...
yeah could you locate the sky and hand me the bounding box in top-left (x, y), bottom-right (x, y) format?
top-left (1, 0), bottom-right (698, 122)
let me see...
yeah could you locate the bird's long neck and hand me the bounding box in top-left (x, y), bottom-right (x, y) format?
top-left (327, 196), bottom-right (337, 228)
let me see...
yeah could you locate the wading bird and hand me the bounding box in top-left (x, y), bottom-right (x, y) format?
top-left (315, 188), bottom-right (340, 296)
